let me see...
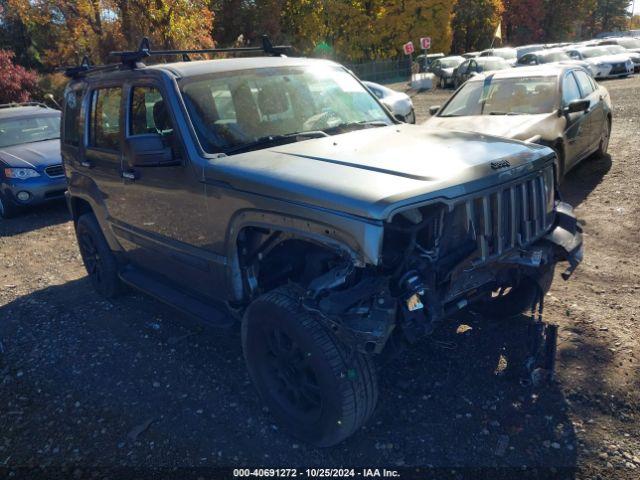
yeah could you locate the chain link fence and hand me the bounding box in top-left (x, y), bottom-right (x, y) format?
top-left (344, 57), bottom-right (413, 84)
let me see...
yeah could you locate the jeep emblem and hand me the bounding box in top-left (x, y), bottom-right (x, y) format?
top-left (491, 160), bottom-right (511, 170)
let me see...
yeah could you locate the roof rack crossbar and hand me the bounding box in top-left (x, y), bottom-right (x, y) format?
top-left (0, 102), bottom-right (50, 109)
top-left (109, 35), bottom-right (290, 66)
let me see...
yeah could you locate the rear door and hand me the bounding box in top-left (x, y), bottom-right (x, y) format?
top-left (84, 85), bottom-right (126, 222)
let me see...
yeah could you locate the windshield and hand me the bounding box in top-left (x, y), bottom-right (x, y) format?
top-left (180, 65), bottom-right (392, 155)
top-left (0, 114), bottom-right (60, 148)
top-left (441, 58), bottom-right (464, 68)
top-left (492, 48), bottom-right (517, 60)
top-left (477, 59), bottom-right (509, 71)
top-left (616, 38), bottom-right (640, 49)
top-left (604, 45), bottom-right (628, 55)
top-left (541, 51), bottom-right (571, 62)
top-left (579, 47), bottom-right (611, 58)
top-left (439, 76), bottom-right (558, 117)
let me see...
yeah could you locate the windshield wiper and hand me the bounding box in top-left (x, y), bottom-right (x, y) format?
top-left (488, 111), bottom-right (526, 115)
top-left (223, 130), bottom-right (329, 155)
top-left (323, 120), bottom-right (390, 134)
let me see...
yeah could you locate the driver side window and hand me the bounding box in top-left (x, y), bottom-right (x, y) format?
top-left (562, 73), bottom-right (581, 106)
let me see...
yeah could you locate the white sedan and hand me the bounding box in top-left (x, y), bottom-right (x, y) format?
top-left (363, 81), bottom-right (416, 124)
top-left (565, 46), bottom-right (634, 78)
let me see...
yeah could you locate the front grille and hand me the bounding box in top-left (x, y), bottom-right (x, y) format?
top-left (610, 63), bottom-right (628, 74)
top-left (45, 164), bottom-right (64, 178)
top-left (460, 166), bottom-right (554, 263)
top-left (44, 189), bottom-right (66, 199)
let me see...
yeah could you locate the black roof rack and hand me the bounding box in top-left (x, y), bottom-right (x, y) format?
top-left (63, 35), bottom-right (291, 78)
top-left (110, 35), bottom-right (291, 67)
top-left (0, 102), bottom-right (51, 110)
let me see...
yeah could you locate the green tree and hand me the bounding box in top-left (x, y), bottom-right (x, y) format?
top-left (450, 0), bottom-right (504, 53)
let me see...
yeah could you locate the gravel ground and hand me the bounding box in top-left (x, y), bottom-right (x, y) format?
top-left (1, 76), bottom-right (639, 479)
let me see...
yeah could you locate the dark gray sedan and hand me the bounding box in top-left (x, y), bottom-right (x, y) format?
top-left (0, 103), bottom-right (65, 218)
top-left (426, 65), bottom-right (612, 182)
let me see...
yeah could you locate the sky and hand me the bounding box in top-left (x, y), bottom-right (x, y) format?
top-left (632, 1), bottom-right (640, 15)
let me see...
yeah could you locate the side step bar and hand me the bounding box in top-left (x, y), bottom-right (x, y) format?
top-left (119, 267), bottom-right (235, 328)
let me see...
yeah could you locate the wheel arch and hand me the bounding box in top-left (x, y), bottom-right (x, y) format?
top-left (225, 209), bottom-right (382, 302)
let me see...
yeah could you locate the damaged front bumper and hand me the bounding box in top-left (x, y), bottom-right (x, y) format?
top-left (302, 201), bottom-right (583, 356)
top-left (543, 201), bottom-right (583, 280)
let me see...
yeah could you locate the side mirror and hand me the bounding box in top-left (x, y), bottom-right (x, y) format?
top-left (429, 106), bottom-right (441, 116)
top-left (564, 99), bottom-right (590, 115)
top-left (125, 134), bottom-right (179, 167)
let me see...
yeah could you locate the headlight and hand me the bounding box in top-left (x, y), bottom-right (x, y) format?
top-left (3, 168), bottom-right (41, 179)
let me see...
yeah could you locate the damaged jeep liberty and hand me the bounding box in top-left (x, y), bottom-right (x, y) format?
top-left (62, 39), bottom-right (583, 447)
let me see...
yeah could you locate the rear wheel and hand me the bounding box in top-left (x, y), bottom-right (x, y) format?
top-left (76, 213), bottom-right (121, 298)
top-left (0, 193), bottom-right (19, 219)
top-left (472, 266), bottom-right (555, 320)
top-left (595, 118), bottom-right (611, 157)
top-left (242, 286), bottom-right (378, 447)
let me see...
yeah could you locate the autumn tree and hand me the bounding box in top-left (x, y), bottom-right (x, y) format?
top-left (541, 0), bottom-right (590, 41)
top-left (450, 0), bottom-right (504, 53)
top-left (503, 0), bottom-right (545, 45)
top-left (0, 49), bottom-right (38, 103)
top-left (582, 0), bottom-right (632, 36)
top-left (4, 1), bottom-right (214, 67)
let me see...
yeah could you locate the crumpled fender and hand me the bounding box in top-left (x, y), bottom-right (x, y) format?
top-left (544, 201), bottom-right (584, 280)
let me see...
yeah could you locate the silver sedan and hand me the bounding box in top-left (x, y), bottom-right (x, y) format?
top-left (363, 81), bottom-right (416, 124)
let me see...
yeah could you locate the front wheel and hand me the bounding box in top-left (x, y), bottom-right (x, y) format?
top-left (439, 76), bottom-right (446, 89)
top-left (0, 193), bottom-right (18, 219)
top-left (242, 286), bottom-right (378, 447)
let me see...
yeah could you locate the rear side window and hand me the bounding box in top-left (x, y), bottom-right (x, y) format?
top-left (89, 87), bottom-right (121, 151)
top-left (130, 87), bottom-right (174, 136)
top-left (574, 70), bottom-right (595, 97)
top-left (562, 73), bottom-right (581, 105)
top-left (63, 89), bottom-right (83, 146)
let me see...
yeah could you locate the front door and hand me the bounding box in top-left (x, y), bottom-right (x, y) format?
top-left (560, 71), bottom-right (591, 170)
top-left (114, 82), bottom-right (217, 299)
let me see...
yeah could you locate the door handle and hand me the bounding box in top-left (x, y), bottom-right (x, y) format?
top-left (80, 161), bottom-right (92, 168)
top-left (121, 170), bottom-right (138, 180)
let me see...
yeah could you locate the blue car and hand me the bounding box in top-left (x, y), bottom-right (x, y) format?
top-left (0, 103), bottom-right (66, 218)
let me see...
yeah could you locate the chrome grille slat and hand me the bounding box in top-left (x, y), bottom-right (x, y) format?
top-left (464, 167), bottom-right (553, 263)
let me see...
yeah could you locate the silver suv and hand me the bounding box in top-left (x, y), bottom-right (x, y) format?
top-left (62, 38), bottom-right (583, 446)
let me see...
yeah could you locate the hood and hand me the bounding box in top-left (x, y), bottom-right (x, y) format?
top-left (585, 54), bottom-right (634, 64)
top-left (425, 113), bottom-right (559, 141)
top-left (204, 124), bottom-right (553, 220)
top-left (0, 139), bottom-right (62, 169)
top-left (442, 67), bottom-right (455, 76)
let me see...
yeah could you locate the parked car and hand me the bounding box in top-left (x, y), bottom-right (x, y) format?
top-left (362, 81), bottom-right (415, 123)
top-left (564, 46), bottom-right (634, 78)
top-left (515, 44), bottom-right (547, 59)
top-left (0, 103), bottom-right (65, 218)
top-left (62, 41), bottom-right (582, 447)
top-left (479, 47), bottom-right (518, 65)
top-left (429, 56), bottom-right (465, 88)
top-left (453, 56), bottom-right (511, 88)
top-left (599, 45), bottom-right (640, 72)
top-left (596, 36), bottom-right (640, 54)
top-left (416, 52), bottom-right (445, 72)
top-left (426, 65), bottom-right (611, 182)
top-left (516, 49), bottom-right (594, 75)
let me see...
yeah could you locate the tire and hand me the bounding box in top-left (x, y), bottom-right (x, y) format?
top-left (472, 265), bottom-right (555, 320)
top-left (439, 76), bottom-right (446, 89)
top-left (595, 118), bottom-right (611, 157)
top-left (75, 213), bottom-right (121, 298)
top-left (242, 286), bottom-right (378, 447)
top-left (0, 193), bottom-right (19, 219)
